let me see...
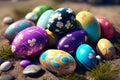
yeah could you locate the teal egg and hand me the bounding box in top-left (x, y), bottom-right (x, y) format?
top-left (4, 20), bottom-right (34, 42)
top-left (76, 44), bottom-right (97, 69)
top-left (37, 10), bottom-right (54, 29)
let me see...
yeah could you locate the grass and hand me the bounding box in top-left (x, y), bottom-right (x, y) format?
top-left (89, 61), bottom-right (117, 80)
top-left (0, 46), bottom-right (19, 61)
top-left (59, 73), bottom-right (86, 80)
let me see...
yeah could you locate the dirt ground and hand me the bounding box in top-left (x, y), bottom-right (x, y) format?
top-left (0, 0), bottom-right (120, 80)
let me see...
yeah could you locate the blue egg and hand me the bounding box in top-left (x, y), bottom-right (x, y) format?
top-left (76, 44), bottom-right (97, 69)
top-left (37, 10), bottom-right (54, 29)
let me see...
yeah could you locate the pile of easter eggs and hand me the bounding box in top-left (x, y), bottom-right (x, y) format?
top-left (4, 5), bottom-right (116, 74)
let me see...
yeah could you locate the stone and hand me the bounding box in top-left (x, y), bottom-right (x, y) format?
top-left (20, 60), bottom-right (31, 67)
top-left (0, 75), bottom-right (15, 80)
top-left (0, 58), bottom-right (4, 65)
top-left (0, 61), bottom-right (12, 71)
top-left (23, 64), bottom-right (41, 77)
top-left (3, 17), bottom-right (14, 24)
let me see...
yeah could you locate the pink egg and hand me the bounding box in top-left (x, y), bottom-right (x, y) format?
top-left (96, 16), bottom-right (115, 39)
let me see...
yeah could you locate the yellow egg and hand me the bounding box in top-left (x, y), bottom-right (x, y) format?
top-left (96, 38), bottom-right (116, 59)
top-left (46, 29), bottom-right (59, 48)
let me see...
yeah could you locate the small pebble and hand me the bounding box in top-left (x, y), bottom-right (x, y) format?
top-left (0, 58), bottom-right (4, 65)
top-left (3, 17), bottom-right (14, 24)
top-left (25, 12), bottom-right (38, 21)
top-left (20, 60), bottom-right (31, 67)
top-left (0, 75), bottom-right (15, 80)
top-left (0, 61), bottom-right (12, 71)
top-left (96, 55), bottom-right (102, 60)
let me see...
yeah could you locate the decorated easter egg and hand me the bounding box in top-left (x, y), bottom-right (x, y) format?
top-left (40, 49), bottom-right (76, 74)
top-left (96, 16), bottom-right (115, 39)
top-left (47, 8), bottom-right (76, 34)
top-left (96, 38), bottom-right (116, 59)
top-left (11, 26), bottom-right (48, 58)
top-left (76, 44), bottom-right (97, 69)
top-left (46, 29), bottom-right (59, 48)
top-left (4, 20), bottom-right (34, 42)
top-left (32, 5), bottom-right (52, 17)
top-left (37, 10), bottom-right (54, 29)
top-left (20, 60), bottom-right (31, 67)
top-left (25, 12), bottom-right (38, 21)
top-left (3, 16), bottom-right (14, 24)
top-left (76, 11), bottom-right (101, 42)
top-left (57, 30), bottom-right (88, 53)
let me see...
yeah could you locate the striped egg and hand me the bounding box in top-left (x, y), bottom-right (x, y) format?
top-left (40, 49), bottom-right (76, 74)
top-left (47, 8), bottom-right (76, 34)
top-left (11, 26), bottom-right (48, 58)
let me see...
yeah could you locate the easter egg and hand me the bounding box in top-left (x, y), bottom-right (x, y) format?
top-left (47, 8), bottom-right (76, 34)
top-left (46, 29), bottom-right (59, 48)
top-left (37, 10), bottom-right (54, 29)
top-left (32, 5), bottom-right (52, 17)
top-left (76, 44), bottom-right (97, 69)
top-left (76, 11), bottom-right (101, 42)
top-left (20, 60), bottom-right (31, 67)
top-left (3, 17), bottom-right (14, 24)
top-left (25, 12), bottom-right (38, 21)
top-left (96, 16), bottom-right (115, 39)
top-left (40, 49), bottom-right (76, 74)
top-left (96, 38), bottom-right (116, 59)
top-left (11, 26), bottom-right (48, 58)
top-left (4, 20), bottom-right (34, 42)
top-left (57, 30), bottom-right (88, 53)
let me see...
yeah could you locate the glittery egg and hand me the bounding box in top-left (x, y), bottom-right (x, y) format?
top-left (32, 5), bottom-right (52, 17)
top-left (4, 20), bottom-right (34, 42)
top-left (47, 8), bottom-right (76, 34)
top-left (76, 11), bottom-right (101, 42)
top-left (37, 10), bottom-right (54, 29)
top-left (40, 49), bottom-right (76, 74)
top-left (57, 30), bottom-right (88, 53)
top-left (96, 16), bottom-right (115, 39)
top-left (96, 38), bottom-right (116, 59)
top-left (11, 26), bottom-right (48, 58)
top-left (76, 44), bottom-right (97, 69)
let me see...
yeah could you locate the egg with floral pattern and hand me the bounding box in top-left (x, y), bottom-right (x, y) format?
top-left (11, 26), bottom-right (48, 58)
top-left (96, 38), bottom-right (116, 59)
top-left (4, 20), bottom-right (34, 42)
top-left (76, 44), bottom-right (97, 69)
top-left (37, 10), bottom-right (54, 29)
top-left (47, 8), bottom-right (76, 34)
top-left (57, 30), bottom-right (88, 53)
top-left (96, 16), bottom-right (115, 39)
top-left (32, 5), bottom-right (52, 17)
top-left (76, 11), bottom-right (101, 42)
top-left (40, 49), bottom-right (76, 74)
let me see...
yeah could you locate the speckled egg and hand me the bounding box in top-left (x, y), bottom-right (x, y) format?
top-left (57, 30), bottom-right (88, 53)
top-left (47, 8), bottom-right (76, 34)
top-left (76, 44), bottom-right (97, 69)
top-left (4, 20), bottom-right (34, 42)
top-left (96, 38), bottom-right (116, 59)
top-left (25, 12), bottom-right (38, 21)
top-left (37, 10), bottom-right (54, 29)
top-left (46, 29), bottom-right (59, 48)
top-left (32, 5), bottom-right (52, 17)
top-left (40, 49), bottom-right (76, 74)
top-left (96, 16), bottom-right (115, 39)
top-left (76, 11), bottom-right (101, 42)
top-left (11, 26), bottom-right (48, 58)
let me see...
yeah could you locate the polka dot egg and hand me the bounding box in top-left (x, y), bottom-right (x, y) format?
top-left (40, 49), bottom-right (76, 74)
top-left (57, 29), bottom-right (88, 53)
top-left (11, 26), bottom-right (48, 58)
top-left (76, 44), bottom-right (97, 69)
top-left (47, 8), bottom-right (76, 34)
top-left (4, 20), bottom-right (34, 42)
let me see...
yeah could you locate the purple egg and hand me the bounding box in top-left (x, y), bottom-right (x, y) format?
top-left (11, 26), bottom-right (48, 58)
top-left (57, 30), bottom-right (88, 53)
top-left (20, 60), bottom-right (31, 67)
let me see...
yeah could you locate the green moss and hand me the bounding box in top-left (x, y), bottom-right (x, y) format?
top-left (89, 62), bottom-right (117, 80)
top-left (0, 46), bottom-right (19, 61)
